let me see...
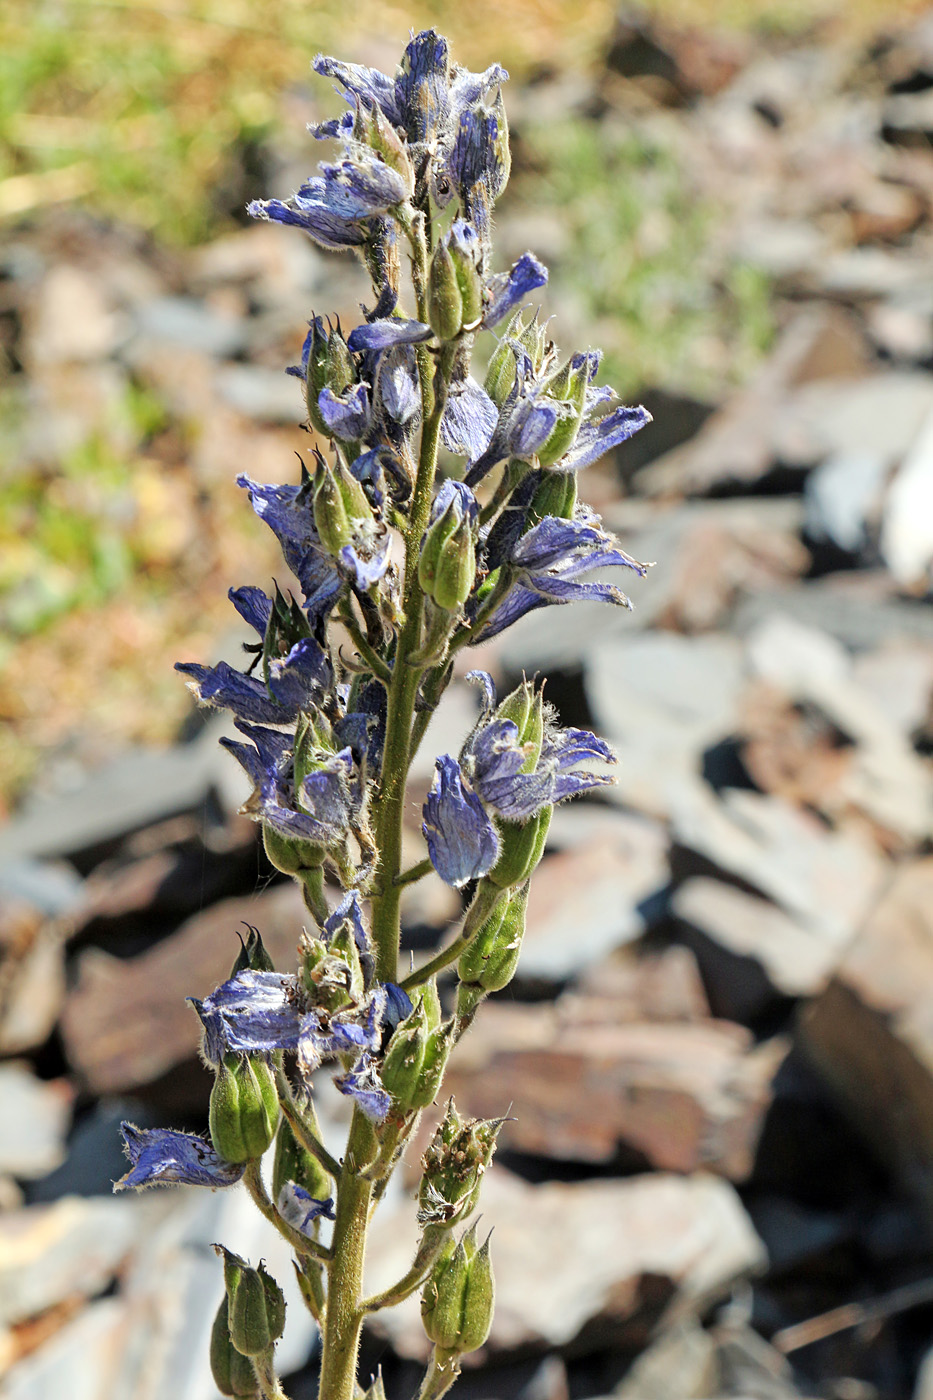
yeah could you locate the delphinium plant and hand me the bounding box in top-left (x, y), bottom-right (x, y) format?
top-left (113, 29), bottom-right (651, 1400)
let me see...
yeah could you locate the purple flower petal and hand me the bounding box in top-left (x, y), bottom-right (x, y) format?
top-left (115, 1124), bottom-right (244, 1191)
top-left (347, 319), bottom-right (431, 352)
top-left (277, 1182), bottom-right (335, 1236)
top-left (441, 377), bottom-right (497, 459)
top-left (482, 252), bottom-right (548, 328)
top-left (228, 586), bottom-right (272, 638)
top-left (422, 755), bottom-right (499, 888)
top-left (197, 971), bottom-right (303, 1055)
top-left (557, 404), bottom-right (652, 473)
top-left (317, 383), bottom-right (370, 441)
top-left (334, 1054), bottom-right (392, 1122)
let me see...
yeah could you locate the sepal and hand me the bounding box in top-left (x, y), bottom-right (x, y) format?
top-left (209, 1053), bottom-right (280, 1164)
top-left (421, 1221), bottom-right (495, 1354)
top-left (210, 1295), bottom-right (260, 1397)
top-left (215, 1247), bottom-right (287, 1357)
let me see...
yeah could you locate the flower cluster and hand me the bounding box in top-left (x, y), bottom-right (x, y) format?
top-left (115, 29), bottom-right (650, 1400)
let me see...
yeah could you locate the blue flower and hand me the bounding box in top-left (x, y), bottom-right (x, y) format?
top-left (461, 675), bottom-right (616, 820)
top-left (114, 1124), bottom-right (244, 1191)
top-left (277, 1182), bottom-right (335, 1236)
top-left (422, 754), bottom-right (499, 887)
top-left (441, 377), bottom-right (497, 459)
top-left (376, 345), bottom-right (420, 425)
top-left (194, 971), bottom-right (304, 1057)
top-left (347, 318), bottom-right (431, 352)
top-left (482, 252), bottom-right (548, 329)
top-left (237, 474), bottom-right (343, 620)
top-left (556, 403), bottom-right (652, 474)
top-left (474, 508), bottom-right (650, 641)
top-left (221, 724), bottom-right (359, 848)
top-left (334, 1054), bottom-right (392, 1122)
top-left (176, 636), bottom-right (331, 727)
top-left (317, 382), bottom-right (371, 441)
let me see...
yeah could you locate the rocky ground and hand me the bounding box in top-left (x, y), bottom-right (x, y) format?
top-left (3, 6), bottom-right (933, 1400)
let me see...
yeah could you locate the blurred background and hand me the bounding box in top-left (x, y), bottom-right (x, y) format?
top-left (3, 1), bottom-right (933, 1397)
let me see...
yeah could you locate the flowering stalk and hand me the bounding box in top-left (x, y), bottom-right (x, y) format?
top-left (114, 29), bottom-right (651, 1400)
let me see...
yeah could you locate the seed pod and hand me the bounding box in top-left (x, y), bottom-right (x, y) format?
top-left (527, 470), bottom-right (577, 529)
top-left (209, 1054), bottom-right (280, 1164)
top-left (458, 880), bottom-right (529, 995)
top-left (210, 1294), bottom-right (260, 1397)
top-left (421, 1222), bottom-right (495, 1354)
top-left (228, 1259), bottom-right (286, 1357)
top-left (418, 1100), bottom-right (502, 1228)
top-left (229, 926), bottom-right (275, 979)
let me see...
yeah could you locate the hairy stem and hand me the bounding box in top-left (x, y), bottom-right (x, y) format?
top-left (401, 881), bottom-right (504, 992)
top-left (318, 1109), bottom-right (376, 1400)
top-left (415, 1347), bottom-right (462, 1400)
top-left (274, 1067), bottom-right (343, 1179)
top-left (251, 1348), bottom-right (291, 1400)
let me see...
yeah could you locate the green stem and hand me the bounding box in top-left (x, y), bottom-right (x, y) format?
top-left (361, 1224), bottom-right (447, 1313)
top-left (242, 1159), bottom-right (332, 1265)
top-left (368, 334), bottom-right (454, 983)
top-left (251, 1348), bottom-right (290, 1400)
top-left (415, 1347), bottom-right (462, 1400)
top-left (318, 1109), bottom-right (375, 1400)
top-left (340, 607), bottom-right (393, 685)
top-left (395, 856), bottom-right (434, 888)
top-left (400, 882), bottom-right (504, 992)
top-left (299, 866), bottom-right (330, 928)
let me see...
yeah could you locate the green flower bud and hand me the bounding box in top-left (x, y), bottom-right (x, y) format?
top-left (537, 356), bottom-right (588, 467)
top-left (303, 320), bottom-right (355, 437)
top-left (484, 313), bottom-right (523, 405)
top-left (299, 929), bottom-right (358, 1013)
top-left (448, 232), bottom-right (483, 329)
top-left (229, 925), bottom-right (275, 979)
top-left (421, 1222), bottom-right (495, 1354)
top-left (263, 824), bottom-right (326, 884)
top-left (313, 460), bottom-right (352, 555)
top-left (489, 88), bottom-right (511, 201)
top-left (271, 1116), bottom-right (333, 1206)
top-left (418, 1100), bottom-right (502, 1228)
top-left (419, 497), bottom-right (477, 613)
top-left (210, 1294), bottom-right (260, 1397)
top-left (428, 239), bottom-right (464, 343)
top-left (224, 1254), bottom-right (286, 1357)
top-left (355, 105), bottom-right (415, 195)
top-left (458, 879), bottom-right (529, 996)
top-left (527, 469), bottom-right (577, 529)
top-left (381, 991), bottom-right (453, 1111)
top-left (209, 1053), bottom-right (280, 1164)
top-left (495, 681), bottom-right (545, 769)
top-left (487, 806), bottom-right (551, 890)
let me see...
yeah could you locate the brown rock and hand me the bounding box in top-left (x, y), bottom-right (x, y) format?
top-left (799, 859), bottom-right (933, 1224)
top-left (636, 308), bottom-right (870, 498)
top-left (60, 882), bottom-right (306, 1093)
top-left (442, 1001), bottom-right (785, 1177)
top-left (575, 945), bottom-right (710, 1023)
top-left (367, 1166), bottom-right (765, 1359)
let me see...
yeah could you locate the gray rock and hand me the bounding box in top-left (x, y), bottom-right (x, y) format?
top-left (0, 860), bottom-right (83, 917)
top-left (776, 373), bottom-right (933, 470)
top-left (670, 781), bottom-right (886, 947)
top-left (23, 264), bottom-right (130, 366)
top-left (745, 614), bottom-right (933, 843)
top-left (881, 402), bottom-right (933, 587)
top-left (852, 642), bottom-right (933, 738)
top-left (520, 811), bottom-right (669, 979)
top-left (804, 452), bottom-right (888, 554)
top-left (132, 295), bottom-right (249, 358)
top-left (733, 581), bottom-right (933, 651)
top-left (0, 1193), bottom-right (171, 1326)
top-left (0, 1297), bottom-right (129, 1400)
top-left (586, 634), bottom-right (743, 819)
top-left (216, 364), bottom-right (303, 422)
top-left (613, 1318), bottom-right (717, 1400)
top-left (0, 722), bottom-right (233, 864)
top-left (672, 877), bottom-right (848, 1000)
top-left (367, 1167), bottom-right (765, 1359)
top-left (0, 1065), bottom-right (70, 1179)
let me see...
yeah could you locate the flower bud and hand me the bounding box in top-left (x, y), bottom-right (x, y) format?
top-left (428, 238), bottom-right (463, 343)
top-left (313, 459), bottom-right (352, 555)
top-left (527, 469), bottom-right (577, 529)
top-left (299, 931), bottom-right (357, 1014)
top-left (218, 1249), bottom-right (286, 1357)
top-left (419, 487), bottom-right (478, 613)
top-left (458, 879), bottom-right (529, 999)
top-left (536, 355), bottom-right (588, 467)
top-left (495, 681), bottom-right (545, 769)
top-left (209, 1053), bottom-right (280, 1164)
top-left (418, 1100), bottom-right (502, 1228)
top-left (271, 1116), bottom-right (333, 1206)
top-left (229, 925), bottom-right (275, 979)
top-left (421, 1222), bottom-right (495, 1354)
top-left (355, 105), bottom-right (415, 195)
top-left (484, 313), bottom-right (523, 405)
top-left (303, 319), bottom-right (355, 437)
top-left (487, 806), bottom-right (550, 890)
top-left (210, 1294), bottom-right (260, 1397)
top-left (381, 991), bottom-right (453, 1111)
top-left (448, 222), bottom-right (483, 328)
